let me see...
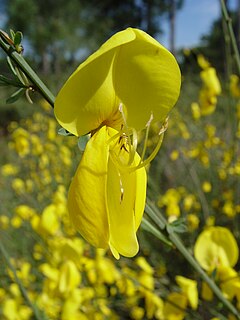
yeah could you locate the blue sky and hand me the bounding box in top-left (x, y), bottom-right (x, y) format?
top-left (159, 0), bottom-right (237, 49)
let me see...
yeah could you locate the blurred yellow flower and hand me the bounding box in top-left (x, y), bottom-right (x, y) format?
top-left (55, 28), bottom-right (181, 258)
top-left (201, 281), bottom-right (214, 301)
top-left (217, 266), bottom-right (240, 301)
top-left (197, 54), bottom-right (210, 69)
top-left (198, 66), bottom-right (221, 116)
top-left (1, 163), bottom-right (19, 176)
top-left (38, 204), bottom-right (60, 236)
top-left (200, 68), bottom-right (221, 96)
top-left (11, 127), bottom-right (30, 157)
top-left (194, 226), bottom-right (239, 272)
top-left (58, 260), bottom-right (81, 294)
top-left (175, 275), bottom-right (198, 310)
top-left (163, 292), bottom-right (187, 320)
top-left (202, 181), bottom-right (212, 193)
top-left (230, 74), bottom-right (240, 98)
top-left (187, 214), bottom-right (200, 231)
top-left (191, 102), bottom-right (201, 120)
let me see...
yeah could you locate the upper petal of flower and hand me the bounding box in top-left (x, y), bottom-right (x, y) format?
top-left (54, 29), bottom-right (136, 136)
top-left (114, 28), bottom-right (181, 130)
top-left (68, 126), bottom-right (109, 248)
top-left (54, 28), bottom-right (181, 136)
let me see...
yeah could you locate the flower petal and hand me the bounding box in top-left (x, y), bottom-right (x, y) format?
top-left (107, 153), bottom-right (139, 257)
top-left (194, 226), bottom-right (239, 271)
top-left (68, 126), bottom-right (109, 248)
top-left (133, 153), bottom-right (147, 230)
top-left (114, 28), bottom-right (181, 130)
top-left (105, 127), bottom-right (147, 259)
top-left (54, 28), bottom-right (136, 136)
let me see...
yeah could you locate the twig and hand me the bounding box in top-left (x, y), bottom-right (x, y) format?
top-left (0, 33), bottom-right (55, 107)
top-left (145, 202), bottom-right (240, 319)
top-left (220, 0), bottom-right (240, 75)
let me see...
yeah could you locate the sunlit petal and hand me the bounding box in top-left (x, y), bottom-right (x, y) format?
top-left (55, 29), bottom-right (136, 136)
top-left (107, 153), bottom-right (139, 258)
top-left (114, 28), bottom-right (181, 130)
top-left (68, 126), bottom-right (109, 248)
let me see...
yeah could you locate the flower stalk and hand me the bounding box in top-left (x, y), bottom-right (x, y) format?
top-left (220, 0), bottom-right (240, 76)
top-left (0, 31), bottom-right (55, 106)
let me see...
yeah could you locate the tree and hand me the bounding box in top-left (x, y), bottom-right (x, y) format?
top-left (199, 8), bottom-right (239, 76)
top-left (4, 0), bottom-right (184, 75)
top-left (5, 0), bottom-right (88, 74)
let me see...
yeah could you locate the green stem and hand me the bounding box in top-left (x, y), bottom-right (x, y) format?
top-left (0, 35), bottom-right (55, 107)
top-left (220, 0), bottom-right (240, 76)
top-left (145, 202), bottom-right (240, 319)
top-left (0, 240), bottom-right (47, 320)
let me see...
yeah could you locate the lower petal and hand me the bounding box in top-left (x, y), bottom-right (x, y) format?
top-left (107, 152), bottom-right (139, 258)
top-left (134, 153), bottom-right (147, 230)
top-left (68, 126), bottom-right (109, 248)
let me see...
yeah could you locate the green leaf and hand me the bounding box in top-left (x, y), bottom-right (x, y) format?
top-left (10, 29), bottom-right (15, 39)
top-left (0, 74), bottom-right (24, 87)
top-left (15, 67), bottom-right (29, 85)
top-left (141, 218), bottom-right (173, 247)
top-left (78, 135), bottom-right (89, 152)
top-left (14, 31), bottom-right (23, 46)
top-left (58, 128), bottom-right (74, 136)
top-left (166, 218), bottom-right (187, 234)
top-left (6, 88), bottom-right (25, 104)
top-left (7, 57), bottom-right (17, 76)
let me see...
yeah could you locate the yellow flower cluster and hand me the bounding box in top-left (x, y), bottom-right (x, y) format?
top-left (0, 103), bottom-right (201, 320)
top-left (191, 54), bottom-right (221, 117)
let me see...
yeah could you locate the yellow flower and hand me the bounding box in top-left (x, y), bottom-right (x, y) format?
top-left (163, 292), bottom-right (187, 320)
top-left (194, 226), bottom-right (239, 272)
top-left (198, 67), bottom-right (221, 116)
top-left (217, 266), bottom-right (240, 301)
top-left (175, 275), bottom-right (198, 310)
top-left (200, 68), bottom-right (221, 96)
top-left (55, 28), bottom-right (180, 136)
top-left (1, 163), bottom-right (19, 176)
top-left (230, 74), bottom-right (240, 98)
top-left (202, 181), bottom-right (212, 193)
top-left (197, 54), bottom-right (210, 69)
top-left (58, 260), bottom-right (81, 294)
top-left (55, 28), bottom-right (181, 258)
top-left (201, 281), bottom-right (213, 301)
top-left (68, 126), bottom-right (147, 258)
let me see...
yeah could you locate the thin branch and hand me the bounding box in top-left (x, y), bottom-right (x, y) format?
top-left (0, 33), bottom-right (55, 107)
top-left (220, 0), bottom-right (240, 75)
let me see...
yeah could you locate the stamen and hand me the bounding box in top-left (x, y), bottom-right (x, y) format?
top-left (132, 117), bottom-right (169, 171)
top-left (128, 128), bottom-right (138, 166)
top-left (119, 103), bottom-right (132, 157)
top-left (140, 113), bottom-right (154, 164)
top-left (109, 108), bottom-right (169, 175)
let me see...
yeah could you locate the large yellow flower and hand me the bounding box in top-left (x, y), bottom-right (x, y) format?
top-left (55, 28), bottom-right (181, 258)
top-left (55, 28), bottom-right (181, 136)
